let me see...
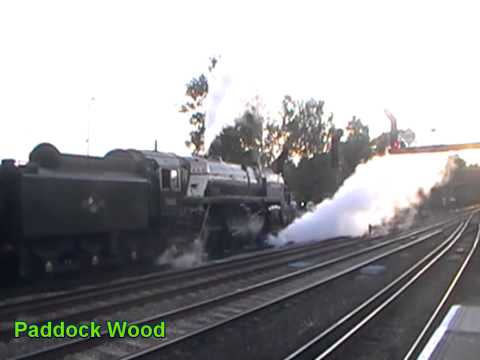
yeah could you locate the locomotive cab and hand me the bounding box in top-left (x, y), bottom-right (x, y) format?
top-left (139, 151), bottom-right (189, 219)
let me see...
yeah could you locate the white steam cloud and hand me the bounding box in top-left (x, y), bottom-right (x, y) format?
top-left (204, 60), bottom-right (249, 152)
top-left (204, 70), bottom-right (234, 150)
top-left (203, 56), bottom-right (288, 152)
top-left (270, 151), bottom-right (467, 246)
top-left (156, 237), bottom-right (206, 269)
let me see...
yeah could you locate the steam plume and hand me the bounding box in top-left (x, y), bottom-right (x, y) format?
top-left (204, 71), bottom-right (234, 150)
top-left (270, 151), bottom-right (467, 246)
top-left (204, 59), bottom-right (247, 151)
top-left (203, 57), bottom-right (283, 152)
top-left (156, 237), bottom-right (206, 269)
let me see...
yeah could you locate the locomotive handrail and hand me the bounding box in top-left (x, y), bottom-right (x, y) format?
top-left (183, 195), bottom-right (283, 205)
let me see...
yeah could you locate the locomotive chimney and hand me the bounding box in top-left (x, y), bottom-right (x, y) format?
top-left (154, 140), bottom-right (158, 152)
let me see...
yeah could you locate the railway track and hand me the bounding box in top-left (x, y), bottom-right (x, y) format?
top-left (3, 214), bottom-right (468, 360)
top-left (118, 221), bottom-right (471, 360)
top-left (0, 236), bottom-right (359, 309)
top-left (0, 237), bottom-right (359, 317)
top-left (0, 237), bottom-right (393, 337)
top-left (0, 217), bottom-right (461, 341)
top-left (402, 224), bottom-right (480, 360)
top-left (284, 215), bottom-right (478, 360)
top-left (0, 213), bottom-right (462, 317)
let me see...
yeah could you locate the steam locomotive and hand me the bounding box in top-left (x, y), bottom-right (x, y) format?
top-left (0, 143), bottom-right (296, 278)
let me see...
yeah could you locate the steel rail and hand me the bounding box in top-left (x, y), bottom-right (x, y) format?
top-left (402, 223), bottom-right (480, 360)
top-left (12, 224), bottom-right (450, 360)
top-left (288, 216), bottom-right (474, 360)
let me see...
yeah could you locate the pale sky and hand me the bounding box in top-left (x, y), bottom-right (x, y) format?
top-left (1, 0), bottom-right (479, 161)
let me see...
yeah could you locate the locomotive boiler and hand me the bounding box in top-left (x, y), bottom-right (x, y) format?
top-left (0, 143), bottom-right (295, 278)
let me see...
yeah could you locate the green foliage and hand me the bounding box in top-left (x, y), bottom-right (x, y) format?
top-left (283, 117), bottom-right (371, 203)
top-left (180, 57), bottom-right (218, 155)
top-left (284, 154), bottom-right (340, 203)
top-left (207, 95), bottom-right (331, 172)
top-left (262, 120), bottom-right (284, 166)
top-left (342, 116), bottom-right (371, 177)
top-left (261, 95), bottom-right (333, 173)
top-left (208, 126), bottom-right (245, 163)
top-left (208, 105), bottom-right (264, 166)
top-left (277, 96), bottom-right (331, 159)
top-left (423, 155), bottom-right (480, 210)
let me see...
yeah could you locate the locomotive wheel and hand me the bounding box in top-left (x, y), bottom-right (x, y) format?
top-left (206, 228), bottom-right (228, 260)
top-left (118, 237), bottom-right (141, 264)
top-left (78, 239), bottom-right (104, 269)
top-left (204, 205), bottom-right (227, 259)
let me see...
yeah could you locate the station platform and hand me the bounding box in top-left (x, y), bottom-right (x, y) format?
top-left (418, 305), bottom-right (480, 359)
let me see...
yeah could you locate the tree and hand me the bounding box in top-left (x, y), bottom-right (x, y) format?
top-left (262, 95), bottom-right (332, 170)
top-left (281, 96), bottom-right (331, 159)
top-left (262, 120), bottom-right (284, 166)
top-left (342, 117), bottom-right (371, 177)
top-left (208, 105), bottom-right (264, 166)
top-left (284, 153), bottom-right (340, 204)
top-left (208, 126), bottom-right (245, 164)
top-left (180, 57), bottom-right (218, 155)
top-left (208, 95), bottom-right (332, 167)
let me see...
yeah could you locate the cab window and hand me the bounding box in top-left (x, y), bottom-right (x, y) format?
top-left (161, 169), bottom-right (171, 189)
top-left (171, 169), bottom-right (179, 190)
top-left (160, 168), bottom-right (180, 191)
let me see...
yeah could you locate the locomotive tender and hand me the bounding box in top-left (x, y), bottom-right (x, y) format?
top-left (0, 143), bottom-right (295, 277)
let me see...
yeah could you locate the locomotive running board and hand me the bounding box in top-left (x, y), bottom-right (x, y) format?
top-left (183, 195), bottom-right (282, 205)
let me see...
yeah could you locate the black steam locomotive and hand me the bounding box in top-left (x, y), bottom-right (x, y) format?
top-left (0, 143), bottom-right (295, 278)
